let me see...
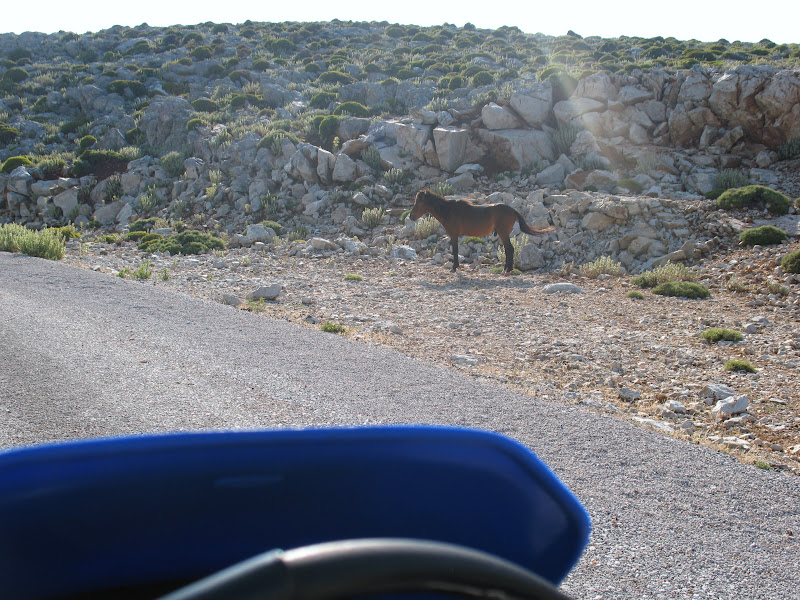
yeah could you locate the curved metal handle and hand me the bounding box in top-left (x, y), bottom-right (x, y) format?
top-left (159, 538), bottom-right (573, 600)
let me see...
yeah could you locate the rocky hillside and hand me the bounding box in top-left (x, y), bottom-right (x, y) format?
top-left (1, 20), bottom-right (799, 274)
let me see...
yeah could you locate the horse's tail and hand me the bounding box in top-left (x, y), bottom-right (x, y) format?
top-left (514, 209), bottom-right (555, 235)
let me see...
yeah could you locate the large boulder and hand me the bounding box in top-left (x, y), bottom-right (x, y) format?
top-left (553, 97), bottom-right (605, 125)
top-left (477, 129), bottom-right (554, 171)
top-left (509, 83), bottom-right (552, 128)
top-left (481, 103), bottom-right (523, 130)
top-left (433, 127), bottom-right (469, 172)
top-left (139, 96), bottom-right (194, 152)
top-left (395, 123), bottom-right (431, 162)
top-left (677, 67), bottom-right (713, 104)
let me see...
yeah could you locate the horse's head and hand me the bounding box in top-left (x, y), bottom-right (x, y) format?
top-left (409, 190), bottom-right (432, 221)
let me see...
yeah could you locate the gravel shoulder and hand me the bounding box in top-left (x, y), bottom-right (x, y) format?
top-left (63, 235), bottom-right (800, 475)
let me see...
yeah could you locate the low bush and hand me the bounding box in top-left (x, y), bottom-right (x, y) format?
top-left (1, 155), bottom-right (32, 173)
top-left (191, 98), bottom-right (218, 112)
top-left (160, 151), bottom-right (185, 177)
top-left (186, 118), bottom-right (207, 132)
top-left (309, 91), bottom-right (336, 109)
top-left (580, 256), bottom-right (623, 278)
top-left (0, 223), bottom-right (65, 260)
top-left (652, 281), bottom-right (710, 299)
top-left (739, 225), bottom-right (787, 246)
top-left (320, 322), bottom-right (347, 334)
top-left (776, 137), bottom-right (800, 161)
top-left (333, 101), bottom-right (370, 117)
top-left (631, 261), bottom-right (695, 288)
top-left (362, 207), bottom-right (386, 228)
top-left (717, 185), bottom-right (791, 215)
top-left (724, 359), bottom-right (757, 373)
top-left (138, 230), bottom-right (226, 255)
top-left (781, 249), bottom-right (800, 274)
top-left (78, 135), bottom-right (97, 150)
top-left (72, 149), bottom-right (127, 177)
top-left (700, 328), bottom-right (743, 343)
top-left (472, 70), bottom-right (494, 86)
top-left (0, 123), bottom-right (19, 144)
top-left (317, 70), bottom-right (355, 84)
top-left (3, 67), bottom-right (29, 83)
top-left (714, 169), bottom-right (749, 190)
top-left (108, 79), bottom-right (147, 97)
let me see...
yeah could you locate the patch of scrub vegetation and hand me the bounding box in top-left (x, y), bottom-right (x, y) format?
top-left (138, 230), bottom-right (226, 255)
top-left (652, 281), bottom-right (710, 299)
top-left (700, 328), bottom-right (743, 343)
top-left (739, 226), bottom-right (787, 247)
top-left (716, 185), bottom-right (792, 215)
top-left (0, 223), bottom-right (66, 260)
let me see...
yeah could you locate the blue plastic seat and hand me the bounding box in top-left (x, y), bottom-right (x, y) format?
top-left (0, 426), bottom-right (590, 599)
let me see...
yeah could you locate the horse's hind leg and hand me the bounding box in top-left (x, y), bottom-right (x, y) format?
top-left (450, 235), bottom-right (460, 271)
top-left (504, 240), bottom-right (514, 273)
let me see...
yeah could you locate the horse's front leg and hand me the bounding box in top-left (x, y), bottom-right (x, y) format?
top-left (450, 235), bottom-right (459, 271)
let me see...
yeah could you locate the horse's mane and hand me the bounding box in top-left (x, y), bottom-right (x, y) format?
top-left (418, 189), bottom-right (472, 207)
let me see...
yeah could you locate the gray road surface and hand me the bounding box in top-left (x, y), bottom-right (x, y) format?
top-left (1, 251), bottom-right (798, 599)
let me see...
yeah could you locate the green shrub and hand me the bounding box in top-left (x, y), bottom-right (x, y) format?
top-left (472, 70), bottom-right (494, 86)
top-left (229, 93), bottom-right (263, 109)
top-left (125, 127), bottom-right (146, 145)
top-left (128, 217), bottom-right (161, 232)
top-left (3, 67), bottom-right (29, 83)
top-left (777, 137), bottom-right (800, 161)
top-left (724, 359), bottom-right (757, 373)
top-left (135, 229), bottom-right (161, 244)
top-left (626, 290), bottom-right (645, 300)
top-left (344, 273), bottom-right (363, 281)
top-left (781, 249), bottom-right (800, 274)
top-left (78, 135), bottom-right (97, 150)
top-left (580, 256), bottom-right (623, 278)
top-left (552, 123), bottom-right (581, 157)
top-left (739, 225), bottom-right (787, 246)
top-left (258, 130), bottom-right (300, 153)
top-left (716, 185), bottom-right (791, 215)
top-left (361, 146), bottom-right (383, 171)
top-left (320, 321), bottom-right (347, 334)
top-left (190, 45), bottom-right (213, 60)
top-left (160, 151), bottom-right (185, 177)
top-left (318, 70), bottom-right (355, 84)
top-left (72, 150), bottom-right (127, 177)
top-left (138, 229), bottom-right (226, 255)
top-left (715, 169), bottom-right (749, 191)
top-left (318, 115), bottom-right (342, 144)
top-left (191, 97), bottom-right (218, 112)
top-left (429, 181), bottom-right (455, 196)
top-left (0, 223), bottom-right (65, 260)
top-left (632, 261), bottom-right (697, 288)
top-left (414, 215), bottom-right (440, 239)
top-left (333, 101), bottom-right (370, 117)
top-left (700, 328), bottom-right (743, 343)
top-left (361, 206), bottom-right (386, 228)
top-left (60, 118), bottom-right (89, 134)
top-left (0, 123), bottom-right (19, 144)
top-left (309, 91), bottom-right (336, 109)
top-left (187, 118), bottom-right (207, 132)
top-left (383, 167), bottom-right (408, 185)
top-left (1, 155), bottom-right (32, 173)
top-left (260, 220), bottom-right (283, 235)
top-left (108, 79), bottom-right (147, 97)
top-left (652, 281), bottom-right (710, 299)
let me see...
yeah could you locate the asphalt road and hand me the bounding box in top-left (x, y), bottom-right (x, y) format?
top-left (1, 251), bottom-right (798, 599)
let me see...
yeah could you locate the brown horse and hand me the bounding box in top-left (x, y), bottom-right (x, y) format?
top-left (409, 189), bottom-right (555, 273)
